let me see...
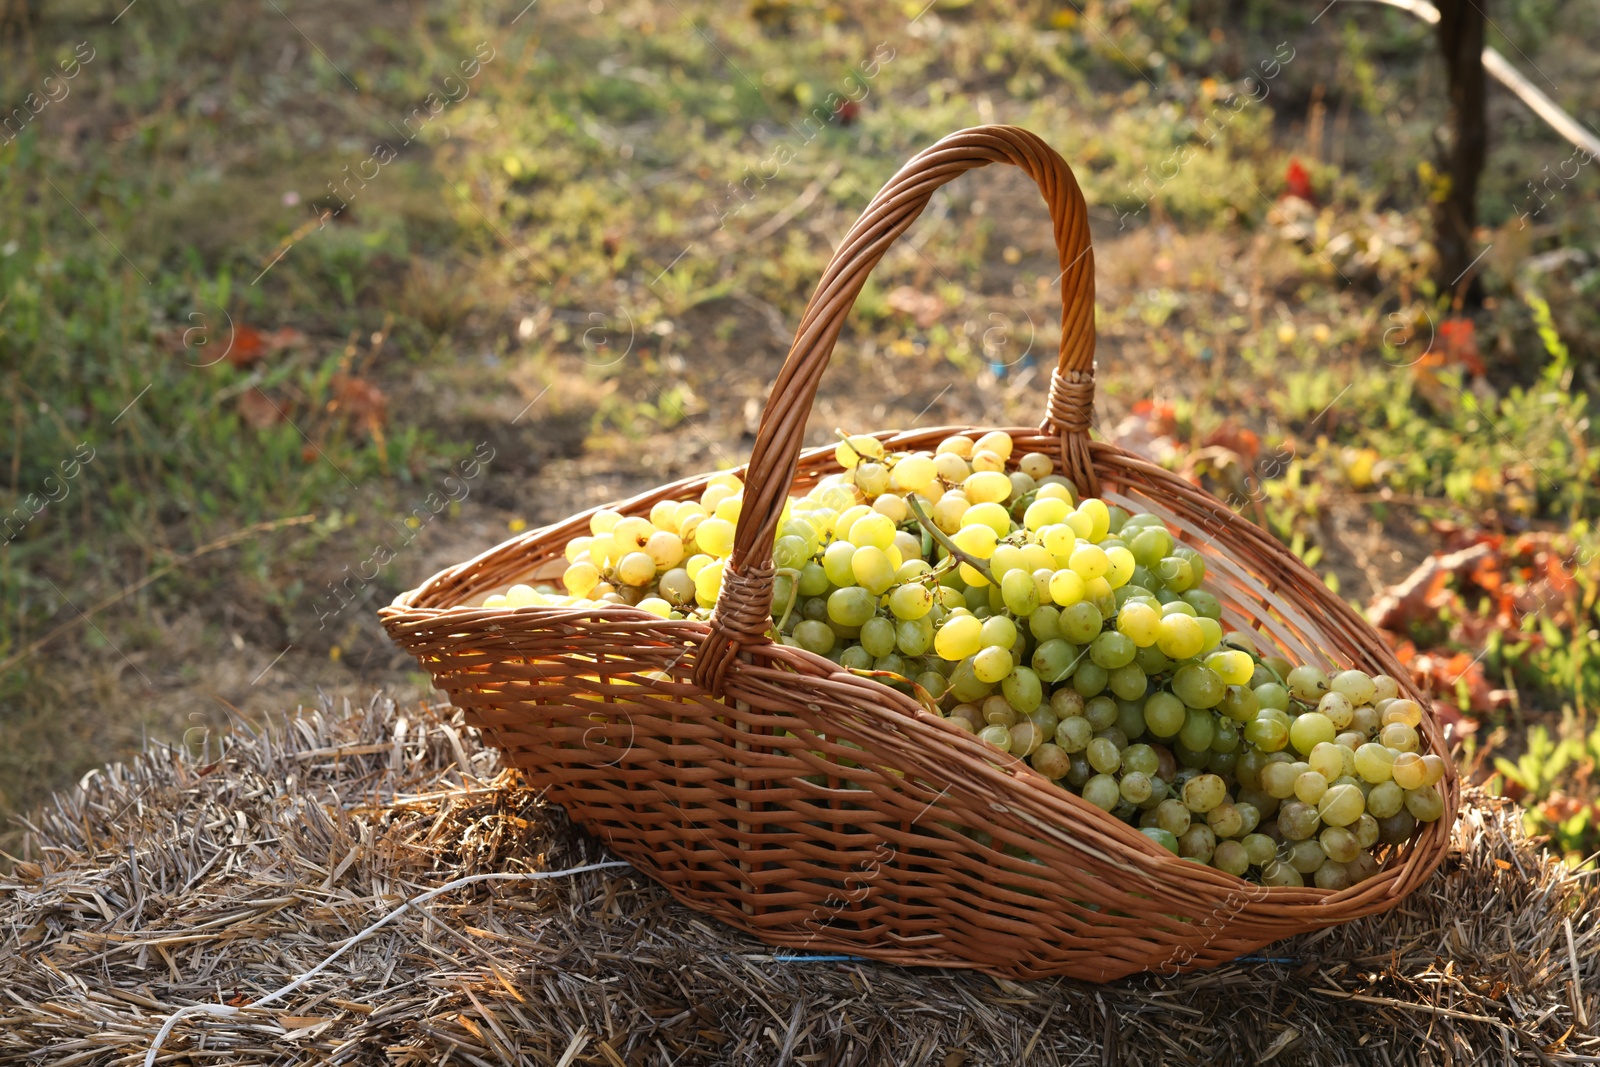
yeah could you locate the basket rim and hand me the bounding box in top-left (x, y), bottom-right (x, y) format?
top-left (380, 426), bottom-right (1457, 911)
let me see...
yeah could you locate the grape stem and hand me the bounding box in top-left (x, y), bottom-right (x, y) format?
top-left (906, 495), bottom-right (997, 587)
top-left (773, 567), bottom-right (803, 634)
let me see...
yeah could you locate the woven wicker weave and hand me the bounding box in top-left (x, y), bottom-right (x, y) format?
top-left (381, 126), bottom-right (1457, 981)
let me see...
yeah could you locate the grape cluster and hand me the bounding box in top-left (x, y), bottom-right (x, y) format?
top-left (484, 431), bottom-right (1448, 888)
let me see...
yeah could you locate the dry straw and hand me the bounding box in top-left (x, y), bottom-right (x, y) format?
top-left (380, 126), bottom-right (1456, 980)
top-left (1, 696), bottom-right (1595, 1065)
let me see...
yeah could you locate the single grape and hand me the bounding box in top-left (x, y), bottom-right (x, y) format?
top-left (1380, 722), bottom-right (1419, 753)
top-left (1289, 712), bottom-right (1336, 755)
top-left (972, 646), bottom-right (1014, 684)
top-left (1219, 685), bottom-right (1261, 723)
top-left (1156, 614), bottom-right (1205, 660)
top-left (827, 587), bottom-right (877, 628)
top-left (1143, 692), bottom-right (1186, 737)
top-left (1205, 650), bottom-right (1255, 686)
top-left (1242, 833), bottom-right (1277, 866)
top-left (1171, 664), bottom-right (1225, 709)
top-left (1031, 742), bottom-right (1072, 779)
top-left (1073, 661), bottom-right (1109, 698)
top-left (1383, 699), bottom-right (1423, 728)
top-left (1107, 663), bottom-right (1148, 701)
top-left (1117, 602), bottom-right (1162, 647)
top-left (1317, 691), bottom-right (1355, 729)
top-left (934, 615), bottom-right (984, 660)
top-left (896, 616), bottom-right (935, 657)
top-left (1182, 773), bottom-right (1227, 814)
top-left (1286, 839), bottom-right (1327, 874)
top-left (1377, 809), bottom-right (1417, 845)
top-left (1179, 824), bottom-right (1218, 863)
top-left (792, 620), bottom-right (836, 655)
top-left (1207, 802), bottom-right (1243, 839)
top-left (1364, 780), bottom-right (1404, 820)
top-left (860, 616), bottom-right (897, 658)
top-left (1354, 743), bottom-right (1396, 783)
top-left (1083, 774), bottom-right (1121, 811)
top-left (1330, 669), bottom-right (1376, 706)
top-left (840, 645), bottom-right (874, 670)
top-left (1318, 783), bottom-right (1365, 827)
top-left (1405, 785), bottom-right (1445, 823)
top-left (1277, 800), bottom-right (1322, 841)
top-left (1001, 667), bottom-right (1043, 714)
top-left (1090, 631), bottom-right (1137, 670)
top-left (1055, 716), bottom-right (1093, 752)
top-left (1059, 601), bottom-right (1102, 644)
top-left (1009, 721), bottom-right (1045, 757)
top-left (1142, 827), bottom-right (1181, 854)
top-left (977, 724), bottom-right (1013, 752)
top-left (1255, 682), bottom-right (1291, 712)
top-left (1261, 861), bottom-right (1304, 887)
top-left (1244, 714), bottom-right (1290, 753)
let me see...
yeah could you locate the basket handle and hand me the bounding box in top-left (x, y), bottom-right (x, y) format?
top-left (694, 125), bottom-right (1097, 696)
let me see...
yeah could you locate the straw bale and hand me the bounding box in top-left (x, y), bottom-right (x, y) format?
top-left (2, 695), bottom-right (1596, 1066)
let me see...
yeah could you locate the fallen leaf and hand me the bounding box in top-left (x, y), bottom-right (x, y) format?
top-left (237, 387), bottom-right (284, 429)
top-left (886, 286), bottom-right (945, 329)
top-left (329, 374), bottom-right (387, 434)
top-left (226, 324), bottom-right (307, 368)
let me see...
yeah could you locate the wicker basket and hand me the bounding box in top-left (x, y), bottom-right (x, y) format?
top-left (381, 125), bottom-right (1457, 982)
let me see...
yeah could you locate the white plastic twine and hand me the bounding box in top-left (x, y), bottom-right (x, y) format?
top-left (142, 862), bottom-right (632, 1067)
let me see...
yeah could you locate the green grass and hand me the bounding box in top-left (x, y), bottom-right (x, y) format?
top-left (3, 0), bottom-right (1600, 855)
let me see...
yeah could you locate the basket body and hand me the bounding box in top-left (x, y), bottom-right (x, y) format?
top-left (381, 430), bottom-right (1458, 982)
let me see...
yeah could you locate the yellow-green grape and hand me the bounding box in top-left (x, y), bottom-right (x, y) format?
top-left (1307, 742), bottom-right (1346, 782)
top-left (1379, 721), bottom-right (1418, 753)
top-left (589, 508), bottom-right (623, 536)
top-left (1318, 824), bottom-right (1360, 864)
top-left (482, 593), bottom-right (509, 608)
top-left (695, 517), bottom-right (736, 558)
top-left (1330, 669), bottom-right (1376, 706)
top-left (961, 469), bottom-right (1011, 505)
top-left (1084, 696), bottom-right (1118, 729)
top-left (1048, 568), bottom-right (1087, 608)
top-left (1365, 780), bottom-right (1404, 819)
top-left (1205, 650), bottom-right (1255, 686)
top-left (1314, 860), bottom-right (1353, 890)
top-left (932, 452), bottom-right (971, 486)
top-left (1316, 692), bottom-right (1354, 729)
top-left (1117, 601), bottom-right (1161, 648)
top-left (1255, 682), bottom-right (1291, 711)
top-left (1383, 698), bottom-right (1423, 728)
top-left (1289, 712), bottom-right (1336, 755)
top-left (564, 536), bottom-right (594, 564)
top-left (858, 617), bottom-right (896, 658)
top-left (851, 546), bottom-right (896, 595)
top-left (1244, 712), bottom-right (1289, 753)
top-left (977, 724), bottom-right (1013, 752)
top-left (1104, 546), bottom-right (1136, 588)
top-left (821, 541), bottom-right (855, 586)
top-left (1083, 736), bottom-right (1119, 774)
top-left (792, 619), bottom-right (835, 655)
top-left (1405, 785), bottom-right (1445, 823)
top-left (657, 568), bottom-right (695, 606)
top-left (1008, 720), bottom-right (1045, 757)
top-left (890, 453), bottom-right (938, 493)
top-left (1179, 824), bottom-right (1217, 863)
top-left (505, 584), bottom-right (545, 608)
top-left (700, 483), bottom-right (736, 513)
top-left (1286, 839), bottom-right (1326, 875)
top-left (1354, 742), bottom-right (1396, 783)
top-left (1220, 685), bottom-right (1260, 723)
top-left (1318, 783), bottom-right (1365, 826)
top-left (1262, 860), bottom-right (1304, 887)
top-left (1260, 761), bottom-right (1300, 799)
top-left (1015, 451), bottom-right (1050, 479)
top-left (835, 434), bottom-right (885, 469)
top-left (930, 492), bottom-right (969, 533)
top-left (1286, 666), bottom-right (1329, 702)
top-left (896, 616), bottom-right (934, 657)
top-left (694, 560), bottom-right (725, 607)
top-left (1120, 771), bottom-right (1154, 805)
top-left (637, 597), bottom-right (672, 618)
top-left (1152, 798), bottom-right (1190, 836)
top-left (998, 569), bottom-right (1039, 616)
top-left (970, 449), bottom-right (1005, 474)
top-left (1293, 770), bottom-right (1329, 805)
top-left (613, 551), bottom-right (655, 588)
top-left (980, 615), bottom-right (1018, 649)
top-left (847, 512), bottom-right (896, 550)
top-left (1195, 617), bottom-right (1224, 653)
top-left (852, 462), bottom-right (890, 498)
top-left (585, 534), bottom-right (617, 569)
top-left (1024, 496), bottom-right (1069, 531)
top-left (1181, 773), bottom-right (1226, 813)
top-left (889, 584), bottom-right (933, 621)
top-left (951, 523), bottom-right (999, 563)
top-left (971, 429), bottom-right (1011, 459)
top-left (1142, 692), bottom-right (1185, 738)
top-left (935, 615), bottom-right (984, 660)
top-left (1171, 664), bottom-right (1225, 709)
top-left (1421, 754), bottom-right (1447, 787)
top-left (1207, 802), bottom-right (1243, 838)
top-left (1178, 709), bottom-right (1215, 752)
top-left (972, 646), bottom-right (1014, 684)
top-left (840, 645), bottom-right (874, 670)
top-left (1107, 663), bottom-right (1147, 701)
top-left (1156, 614), bottom-right (1205, 659)
top-left (988, 543), bottom-right (1026, 578)
top-left (1069, 543), bottom-right (1109, 580)
top-left (1083, 774), bottom-right (1121, 811)
top-left (1155, 555), bottom-right (1194, 591)
top-left (937, 434), bottom-right (974, 458)
top-left (1370, 674), bottom-right (1401, 702)
top-left (1076, 498), bottom-right (1110, 541)
top-left (980, 695), bottom-right (1019, 727)
top-left (827, 587), bottom-right (876, 628)
top-left (564, 561), bottom-right (601, 598)
top-left (611, 516), bottom-right (653, 551)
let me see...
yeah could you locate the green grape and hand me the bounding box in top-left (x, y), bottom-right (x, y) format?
top-left (773, 535), bottom-right (810, 570)
top-left (1208, 750), bottom-right (1238, 778)
top-left (1030, 639), bottom-right (1079, 683)
top-left (918, 672), bottom-right (948, 701)
top-left (1001, 667), bottom-right (1043, 713)
top-left (1060, 601), bottom-right (1103, 644)
top-left (1051, 688), bottom-right (1086, 719)
top-left (948, 659), bottom-right (993, 703)
top-left (1112, 699), bottom-right (1144, 741)
top-left (1090, 631), bottom-right (1136, 669)
top-left (1084, 695), bottom-right (1119, 730)
top-left (1244, 714), bottom-right (1289, 752)
top-left (840, 645), bottom-right (873, 670)
top-left (1083, 774), bottom-right (1121, 811)
top-left (1219, 685), bottom-right (1260, 723)
top-left (793, 620), bottom-right (836, 655)
top-left (1242, 833), bottom-right (1277, 866)
top-left (1028, 604), bottom-right (1062, 641)
top-left (1115, 601), bottom-right (1162, 648)
top-left (1028, 706), bottom-right (1060, 737)
top-left (889, 583), bottom-right (934, 620)
top-left (1377, 809), bottom-right (1417, 845)
top-left (1009, 721), bottom-right (1045, 757)
top-left (1072, 661), bottom-right (1109, 697)
top-left (1120, 743), bottom-right (1158, 776)
top-left (1289, 712), bottom-right (1336, 754)
top-left (1155, 556), bottom-right (1195, 591)
top-left (1182, 589), bottom-right (1222, 619)
top-left (851, 546), bottom-right (896, 595)
top-left (1171, 664), bottom-right (1225, 709)
top-left (827, 587), bottom-right (877, 628)
top-left (1319, 825), bottom-right (1360, 864)
top-left (1055, 716), bottom-right (1092, 753)
top-left (1107, 663), bottom-right (1148, 701)
top-left (1254, 682), bottom-right (1290, 711)
top-left (1262, 861), bottom-right (1304, 887)
top-left (797, 562), bottom-right (830, 597)
top-left (1381, 722), bottom-right (1419, 753)
top-left (982, 695), bottom-right (1020, 726)
top-left (860, 617), bottom-right (897, 658)
top-left (1205, 650), bottom-right (1255, 686)
top-left (1155, 798), bottom-right (1191, 835)
top-left (1195, 617), bottom-right (1223, 652)
top-left (1207, 802), bottom-right (1243, 839)
top-left (980, 615), bottom-right (1018, 650)
top-left (1120, 771), bottom-right (1154, 804)
top-left (1134, 644), bottom-right (1174, 675)
top-left (1130, 526), bottom-right (1174, 567)
top-left (1390, 752), bottom-right (1427, 790)
top-left (1178, 709), bottom-right (1216, 752)
top-left (1316, 692), bottom-right (1354, 729)
top-left (1211, 719), bottom-right (1240, 753)
top-left (1142, 827), bottom-right (1181, 854)
top-left (1293, 770), bottom-right (1328, 805)
top-left (1286, 839), bottom-right (1326, 874)
top-left (896, 615), bottom-right (934, 656)
top-left (1144, 692), bottom-right (1186, 737)
top-left (874, 653), bottom-right (906, 677)
top-left (1235, 802), bottom-right (1261, 836)
top-left (1307, 742), bottom-right (1347, 782)
top-left (977, 724), bottom-right (1013, 752)
top-left (1179, 825), bottom-right (1217, 863)
top-left (1277, 799), bottom-right (1321, 840)
top-left (1405, 785), bottom-right (1445, 822)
